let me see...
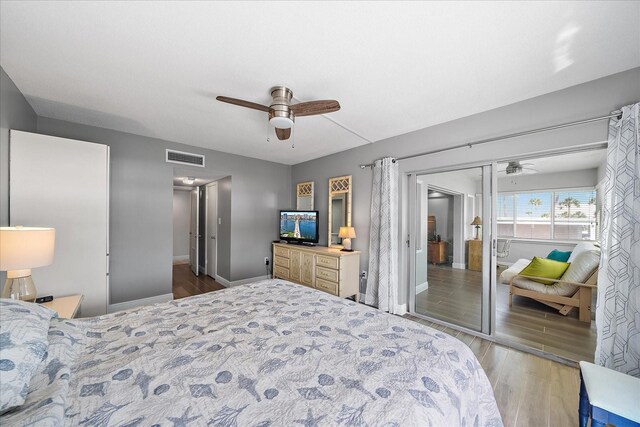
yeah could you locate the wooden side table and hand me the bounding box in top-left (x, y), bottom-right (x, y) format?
top-left (467, 239), bottom-right (483, 271)
top-left (42, 294), bottom-right (84, 319)
top-left (427, 241), bottom-right (448, 265)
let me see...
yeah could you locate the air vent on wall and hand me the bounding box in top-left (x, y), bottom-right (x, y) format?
top-left (166, 149), bottom-right (205, 167)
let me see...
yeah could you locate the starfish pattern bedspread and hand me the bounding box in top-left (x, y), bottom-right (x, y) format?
top-left (3, 280), bottom-right (503, 426)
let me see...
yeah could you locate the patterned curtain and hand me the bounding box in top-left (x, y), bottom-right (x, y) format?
top-left (595, 102), bottom-right (639, 377)
top-left (365, 157), bottom-right (399, 313)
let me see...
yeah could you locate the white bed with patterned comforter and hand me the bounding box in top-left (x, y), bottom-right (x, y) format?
top-left (1, 280), bottom-right (502, 426)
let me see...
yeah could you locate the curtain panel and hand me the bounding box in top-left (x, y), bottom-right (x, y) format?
top-left (365, 157), bottom-right (400, 313)
top-left (595, 102), bottom-right (640, 377)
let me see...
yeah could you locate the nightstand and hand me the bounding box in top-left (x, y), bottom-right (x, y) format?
top-left (42, 294), bottom-right (84, 319)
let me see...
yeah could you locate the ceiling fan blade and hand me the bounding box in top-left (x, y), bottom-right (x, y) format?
top-left (290, 100), bottom-right (340, 117)
top-left (216, 96), bottom-right (271, 113)
top-left (275, 128), bottom-right (291, 140)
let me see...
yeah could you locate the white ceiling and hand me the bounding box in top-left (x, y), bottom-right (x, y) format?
top-left (1, 2), bottom-right (638, 165)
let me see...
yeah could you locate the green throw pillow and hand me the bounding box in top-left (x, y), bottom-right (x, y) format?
top-left (546, 249), bottom-right (572, 262)
top-left (520, 256), bottom-right (570, 285)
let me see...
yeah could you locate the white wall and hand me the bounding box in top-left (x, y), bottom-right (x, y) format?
top-left (172, 189), bottom-right (191, 262)
top-left (498, 239), bottom-right (576, 265)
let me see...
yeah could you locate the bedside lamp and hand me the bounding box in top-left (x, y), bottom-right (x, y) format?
top-left (338, 226), bottom-right (356, 252)
top-left (0, 226), bottom-right (55, 302)
top-left (471, 216), bottom-right (482, 240)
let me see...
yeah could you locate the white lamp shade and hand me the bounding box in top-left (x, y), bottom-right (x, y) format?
top-left (338, 226), bottom-right (356, 239)
top-left (0, 227), bottom-right (55, 271)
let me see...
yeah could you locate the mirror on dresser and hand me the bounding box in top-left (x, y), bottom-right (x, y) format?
top-left (328, 175), bottom-right (352, 248)
top-left (296, 181), bottom-right (314, 210)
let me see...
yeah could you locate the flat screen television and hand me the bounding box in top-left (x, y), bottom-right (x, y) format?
top-left (279, 210), bottom-right (319, 244)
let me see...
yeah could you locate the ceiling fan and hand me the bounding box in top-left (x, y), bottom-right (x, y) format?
top-left (216, 86), bottom-right (340, 141)
top-left (499, 161), bottom-right (538, 175)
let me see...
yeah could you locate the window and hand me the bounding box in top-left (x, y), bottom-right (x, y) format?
top-left (497, 188), bottom-right (597, 241)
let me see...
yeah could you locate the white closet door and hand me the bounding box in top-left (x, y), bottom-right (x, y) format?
top-left (10, 130), bottom-right (109, 316)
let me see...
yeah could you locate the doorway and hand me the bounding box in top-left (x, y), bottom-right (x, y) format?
top-left (173, 176), bottom-right (220, 277)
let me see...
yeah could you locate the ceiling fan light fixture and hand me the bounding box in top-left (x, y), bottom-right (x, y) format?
top-left (269, 116), bottom-right (294, 129)
top-left (505, 161), bottom-right (523, 175)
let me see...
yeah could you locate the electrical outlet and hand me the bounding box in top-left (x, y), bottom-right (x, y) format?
top-left (264, 257), bottom-right (270, 266)
top-left (361, 271), bottom-right (367, 279)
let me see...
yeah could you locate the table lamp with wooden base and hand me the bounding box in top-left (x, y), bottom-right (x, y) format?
top-left (471, 216), bottom-right (482, 240)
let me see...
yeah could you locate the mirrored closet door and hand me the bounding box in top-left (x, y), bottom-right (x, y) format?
top-left (409, 165), bottom-right (496, 334)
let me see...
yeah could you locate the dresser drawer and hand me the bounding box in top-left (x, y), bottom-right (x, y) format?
top-left (274, 246), bottom-right (290, 258)
top-left (315, 278), bottom-right (338, 296)
top-left (316, 266), bottom-right (340, 283)
top-left (274, 265), bottom-right (289, 279)
top-left (274, 256), bottom-right (289, 268)
top-left (316, 255), bottom-right (339, 270)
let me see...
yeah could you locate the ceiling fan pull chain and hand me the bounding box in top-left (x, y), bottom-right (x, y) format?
top-left (266, 118), bottom-right (271, 143)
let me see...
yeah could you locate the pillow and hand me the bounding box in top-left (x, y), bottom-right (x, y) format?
top-left (0, 299), bottom-right (57, 413)
top-left (519, 256), bottom-right (570, 285)
top-left (567, 241), bottom-right (599, 263)
top-left (561, 249), bottom-right (601, 284)
top-left (546, 249), bottom-right (572, 262)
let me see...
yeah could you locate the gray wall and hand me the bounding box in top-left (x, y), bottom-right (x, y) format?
top-left (216, 176), bottom-right (232, 280)
top-left (428, 195), bottom-right (453, 246)
top-left (0, 68), bottom-right (38, 285)
top-left (1, 68), bottom-right (37, 226)
top-left (33, 117), bottom-right (290, 304)
top-left (291, 67), bottom-right (640, 306)
top-left (172, 189), bottom-right (191, 260)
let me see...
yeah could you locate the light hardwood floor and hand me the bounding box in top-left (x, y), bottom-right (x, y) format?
top-left (415, 264), bottom-right (596, 362)
top-left (406, 314), bottom-right (581, 427)
top-left (173, 269), bottom-right (581, 427)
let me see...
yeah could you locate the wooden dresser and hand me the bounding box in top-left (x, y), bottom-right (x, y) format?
top-left (467, 239), bottom-right (483, 271)
top-left (272, 243), bottom-right (360, 301)
top-left (427, 241), bottom-right (448, 265)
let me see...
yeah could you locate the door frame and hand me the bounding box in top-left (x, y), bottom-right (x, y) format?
top-left (205, 182), bottom-right (218, 278)
top-left (408, 162), bottom-right (497, 337)
top-left (189, 188), bottom-right (199, 276)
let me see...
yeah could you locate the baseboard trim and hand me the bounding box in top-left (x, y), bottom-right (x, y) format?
top-left (173, 255), bottom-right (189, 264)
top-left (416, 281), bottom-right (429, 294)
top-left (215, 274), bottom-right (270, 288)
top-left (108, 293), bottom-right (174, 313)
top-left (231, 275), bottom-right (270, 286)
top-left (452, 262), bottom-right (466, 270)
top-left (215, 275), bottom-right (231, 287)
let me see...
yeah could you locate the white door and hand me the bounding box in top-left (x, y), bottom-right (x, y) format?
top-left (206, 182), bottom-right (218, 278)
top-left (9, 130), bottom-right (109, 316)
top-left (190, 188), bottom-right (199, 276)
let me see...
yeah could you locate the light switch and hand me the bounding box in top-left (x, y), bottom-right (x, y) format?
top-left (218, 218), bottom-right (222, 225)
